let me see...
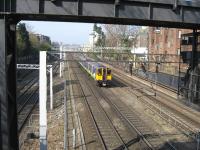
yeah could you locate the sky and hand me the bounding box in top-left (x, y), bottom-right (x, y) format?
top-left (21, 21), bottom-right (94, 45)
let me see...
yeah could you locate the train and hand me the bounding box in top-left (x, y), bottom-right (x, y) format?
top-left (79, 61), bottom-right (112, 86)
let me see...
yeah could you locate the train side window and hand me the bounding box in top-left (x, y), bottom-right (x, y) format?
top-left (97, 68), bottom-right (102, 75)
top-left (107, 69), bottom-right (111, 75)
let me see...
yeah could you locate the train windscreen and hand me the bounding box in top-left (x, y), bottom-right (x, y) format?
top-left (107, 69), bottom-right (111, 75)
top-left (97, 68), bottom-right (102, 75)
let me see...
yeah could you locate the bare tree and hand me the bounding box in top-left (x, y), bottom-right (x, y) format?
top-left (103, 24), bottom-right (140, 47)
top-left (25, 23), bottom-right (35, 33)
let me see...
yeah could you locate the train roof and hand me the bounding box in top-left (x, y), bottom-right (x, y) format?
top-left (87, 61), bottom-right (107, 68)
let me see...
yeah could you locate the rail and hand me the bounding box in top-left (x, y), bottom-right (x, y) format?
top-left (113, 72), bottom-right (199, 145)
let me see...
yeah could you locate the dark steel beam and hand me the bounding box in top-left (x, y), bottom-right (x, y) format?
top-left (0, 18), bottom-right (7, 150)
top-left (7, 18), bottom-right (18, 150)
top-left (0, 0), bottom-right (200, 28)
top-left (0, 18), bottom-right (18, 150)
top-left (1, 13), bottom-right (200, 29)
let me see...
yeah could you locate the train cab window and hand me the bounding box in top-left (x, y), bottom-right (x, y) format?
top-left (107, 69), bottom-right (111, 75)
top-left (97, 68), bottom-right (102, 75)
top-left (103, 68), bottom-right (106, 75)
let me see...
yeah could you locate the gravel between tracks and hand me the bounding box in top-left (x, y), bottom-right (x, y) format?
top-left (72, 60), bottom-right (199, 150)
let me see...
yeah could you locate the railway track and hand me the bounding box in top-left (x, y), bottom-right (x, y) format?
top-left (114, 71), bottom-right (200, 127)
top-left (17, 69), bottom-right (34, 81)
top-left (72, 62), bottom-right (129, 150)
top-left (17, 77), bottom-right (39, 132)
top-left (111, 71), bottom-right (199, 148)
top-left (18, 93), bottom-right (39, 132)
top-left (17, 70), bottom-right (38, 92)
top-left (115, 67), bottom-right (197, 115)
top-left (99, 87), bottom-right (178, 150)
top-left (17, 63), bottom-right (59, 133)
top-left (71, 57), bottom-right (200, 149)
top-left (73, 61), bottom-right (180, 149)
top-left (17, 87), bottom-right (38, 114)
top-left (17, 78), bottom-right (38, 101)
top-left (18, 62), bottom-right (59, 149)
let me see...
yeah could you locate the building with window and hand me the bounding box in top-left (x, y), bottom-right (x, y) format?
top-left (35, 34), bottom-right (51, 44)
top-left (148, 27), bottom-right (192, 74)
top-left (51, 42), bottom-right (60, 51)
top-left (149, 27), bottom-right (192, 55)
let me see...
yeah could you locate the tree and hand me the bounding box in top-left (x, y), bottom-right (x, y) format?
top-left (29, 33), bottom-right (40, 52)
top-left (16, 23), bottom-right (31, 56)
top-left (103, 24), bottom-right (140, 48)
top-left (29, 33), bottom-right (52, 52)
top-left (39, 42), bottom-right (52, 51)
top-left (93, 24), bottom-right (106, 47)
top-left (17, 23), bottom-right (52, 57)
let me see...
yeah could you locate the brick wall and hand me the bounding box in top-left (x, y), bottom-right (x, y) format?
top-left (149, 27), bottom-right (192, 55)
top-left (148, 27), bottom-right (192, 74)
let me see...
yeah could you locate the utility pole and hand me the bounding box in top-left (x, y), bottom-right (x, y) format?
top-left (64, 59), bottom-right (68, 150)
top-left (39, 51), bottom-right (47, 150)
top-left (60, 44), bottom-right (63, 77)
top-left (49, 66), bottom-right (53, 110)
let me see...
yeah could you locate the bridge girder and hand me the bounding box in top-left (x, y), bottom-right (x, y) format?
top-left (0, 0), bottom-right (200, 28)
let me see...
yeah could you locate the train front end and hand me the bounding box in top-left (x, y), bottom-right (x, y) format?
top-left (95, 66), bottom-right (112, 86)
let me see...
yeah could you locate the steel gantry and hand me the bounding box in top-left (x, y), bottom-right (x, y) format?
top-left (16, 63), bottom-right (54, 110)
top-left (1, 0), bottom-right (200, 150)
top-left (17, 60), bottom-right (54, 150)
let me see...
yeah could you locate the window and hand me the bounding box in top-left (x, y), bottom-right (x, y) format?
top-left (165, 35), bottom-right (168, 43)
top-left (97, 68), bottom-right (102, 75)
top-left (107, 69), bottom-right (111, 75)
top-left (103, 68), bottom-right (106, 75)
top-left (154, 27), bottom-right (161, 34)
top-left (156, 44), bottom-right (160, 50)
top-left (152, 39), bottom-right (154, 45)
top-left (181, 36), bottom-right (188, 45)
top-left (168, 42), bottom-right (171, 48)
top-left (178, 30), bottom-right (182, 39)
top-left (177, 49), bottom-right (180, 55)
top-left (188, 36), bottom-right (193, 45)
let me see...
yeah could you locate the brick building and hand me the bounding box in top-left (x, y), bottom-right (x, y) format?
top-left (149, 27), bottom-right (192, 55)
top-left (148, 27), bottom-right (192, 74)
